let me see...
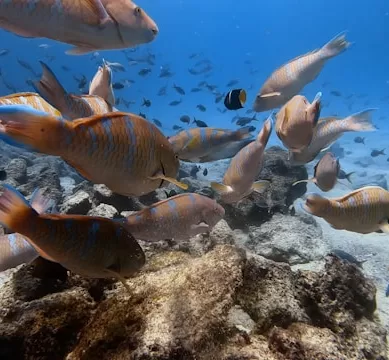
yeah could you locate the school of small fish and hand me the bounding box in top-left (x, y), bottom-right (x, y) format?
top-left (0, 5), bottom-right (385, 294)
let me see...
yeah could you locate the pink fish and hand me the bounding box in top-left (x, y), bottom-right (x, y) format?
top-left (0, 0), bottom-right (158, 54)
top-left (89, 59), bottom-right (115, 107)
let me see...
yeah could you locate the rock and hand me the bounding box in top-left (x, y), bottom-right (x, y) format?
top-left (60, 190), bottom-right (92, 215)
top-left (5, 158), bottom-right (27, 184)
top-left (352, 173), bottom-right (388, 190)
top-left (93, 184), bottom-right (136, 212)
top-left (239, 213), bottom-right (329, 265)
top-left (87, 203), bottom-right (119, 219)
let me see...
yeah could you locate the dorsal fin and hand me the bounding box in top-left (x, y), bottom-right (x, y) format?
top-left (331, 186), bottom-right (385, 202)
top-left (0, 92), bottom-right (40, 100)
top-left (72, 112), bottom-right (128, 128)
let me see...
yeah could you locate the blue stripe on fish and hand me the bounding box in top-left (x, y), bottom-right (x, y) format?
top-left (199, 128), bottom-right (207, 144)
top-left (51, 0), bottom-right (63, 16)
top-left (27, 0), bottom-right (40, 13)
top-left (188, 193), bottom-right (196, 205)
top-left (58, 117), bottom-right (73, 146)
top-left (168, 199), bottom-right (178, 219)
top-left (150, 207), bottom-right (158, 216)
top-left (88, 127), bottom-right (98, 156)
top-left (124, 116), bottom-right (136, 169)
top-left (8, 233), bottom-right (18, 256)
top-left (135, 214), bottom-right (142, 223)
top-left (82, 221), bottom-right (100, 259)
top-left (147, 122), bottom-right (155, 164)
top-left (101, 118), bottom-right (114, 158)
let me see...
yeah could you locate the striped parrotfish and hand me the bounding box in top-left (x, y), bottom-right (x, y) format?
top-left (0, 188), bottom-right (55, 272)
top-left (34, 61), bottom-right (113, 120)
top-left (302, 186), bottom-right (389, 234)
top-left (0, 185), bottom-right (145, 290)
top-left (211, 116), bottom-right (273, 204)
top-left (168, 126), bottom-right (254, 163)
top-left (0, 0), bottom-right (158, 55)
top-left (0, 105), bottom-right (187, 196)
top-left (0, 92), bottom-right (61, 117)
top-left (89, 59), bottom-right (115, 107)
top-left (293, 152), bottom-right (340, 192)
top-left (289, 109), bottom-right (377, 165)
top-left (275, 93), bottom-right (322, 153)
top-left (122, 193), bottom-right (225, 242)
top-left (253, 32), bottom-right (351, 112)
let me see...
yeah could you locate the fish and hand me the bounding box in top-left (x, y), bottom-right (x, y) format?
top-left (193, 119), bottom-right (208, 127)
top-left (17, 59), bottom-right (39, 77)
top-left (190, 165), bottom-right (200, 178)
top-left (289, 109), bottom-right (377, 165)
top-left (354, 136), bottom-right (365, 145)
top-left (0, 106), bottom-right (188, 196)
top-left (236, 115), bottom-right (258, 127)
top-left (0, 49), bottom-right (9, 56)
top-left (0, 0), bottom-right (158, 54)
top-left (159, 68), bottom-right (174, 78)
top-left (386, 284), bottom-right (389, 297)
top-left (211, 116), bottom-right (273, 203)
top-left (104, 61), bottom-right (126, 72)
top-left (371, 149), bottom-right (385, 157)
top-left (330, 90), bottom-right (342, 97)
top-left (276, 93), bottom-right (322, 152)
top-left (89, 60), bottom-right (115, 107)
top-left (197, 104), bottom-right (207, 112)
top-left (138, 68), bottom-right (152, 76)
top-left (330, 249), bottom-right (366, 268)
top-left (152, 118), bottom-right (162, 127)
top-left (170, 100), bottom-right (182, 106)
top-left (191, 88), bottom-right (202, 93)
top-left (203, 168), bottom-right (208, 176)
top-left (0, 185), bottom-right (145, 291)
top-left (121, 193), bottom-right (225, 242)
top-left (0, 92), bottom-right (61, 117)
top-left (226, 80), bottom-right (239, 87)
top-left (172, 125), bottom-right (183, 131)
top-left (34, 61), bottom-right (113, 120)
top-left (253, 32), bottom-right (350, 112)
top-left (142, 98), bottom-right (152, 107)
top-left (301, 186), bottom-right (389, 234)
top-left (224, 89), bottom-right (247, 110)
top-left (169, 126), bottom-right (254, 163)
top-left (337, 169), bottom-right (355, 183)
top-left (158, 86), bottom-right (167, 96)
top-left (0, 188), bottom-right (55, 272)
top-left (293, 152), bottom-right (340, 192)
top-left (173, 84), bottom-right (185, 95)
top-left (112, 82), bottom-right (125, 90)
top-left (180, 115), bottom-right (191, 124)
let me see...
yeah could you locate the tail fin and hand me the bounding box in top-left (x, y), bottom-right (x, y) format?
top-left (0, 185), bottom-right (36, 232)
top-left (30, 189), bottom-right (56, 214)
top-left (320, 31), bottom-right (351, 59)
top-left (345, 109), bottom-right (377, 132)
top-left (233, 126), bottom-right (254, 141)
top-left (0, 104), bottom-right (68, 154)
top-left (257, 115), bottom-right (273, 145)
top-left (33, 61), bottom-right (69, 114)
top-left (344, 172), bottom-right (355, 184)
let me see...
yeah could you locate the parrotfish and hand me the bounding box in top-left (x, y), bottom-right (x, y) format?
top-left (0, 0), bottom-right (158, 54)
top-left (89, 59), bottom-right (115, 107)
top-left (0, 185), bottom-right (145, 290)
top-left (211, 116), bottom-right (273, 203)
top-left (289, 109), bottom-right (377, 165)
top-left (0, 105), bottom-right (187, 196)
top-left (0, 188), bottom-right (55, 272)
top-left (293, 152), bottom-right (340, 192)
top-left (122, 193), bottom-right (225, 242)
top-left (0, 92), bottom-right (61, 117)
top-left (302, 186), bottom-right (389, 234)
top-left (275, 93), bottom-right (322, 153)
top-left (253, 32), bottom-right (350, 112)
top-left (168, 127), bottom-right (254, 163)
top-left (34, 61), bottom-right (113, 120)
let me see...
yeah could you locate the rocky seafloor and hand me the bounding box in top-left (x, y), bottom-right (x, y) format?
top-left (0, 145), bottom-right (388, 360)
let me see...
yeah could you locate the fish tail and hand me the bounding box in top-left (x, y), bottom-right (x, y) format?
top-left (33, 61), bottom-right (69, 113)
top-left (346, 108), bottom-right (377, 132)
top-left (256, 115), bottom-right (273, 144)
top-left (30, 189), bottom-right (56, 214)
top-left (344, 172), bottom-right (355, 184)
top-left (0, 104), bottom-right (70, 154)
top-left (0, 185), bottom-right (37, 233)
top-left (320, 31), bottom-right (351, 59)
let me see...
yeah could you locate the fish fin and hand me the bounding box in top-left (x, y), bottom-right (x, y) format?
top-left (190, 222), bottom-right (210, 235)
top-left (33, 62), bottom-right (69, 113)
top-left (30, 189), bottom-right (56, 214)
top-left (257, 117), bottom-right (273, 144)
top-left (239, 89), bottom-right (247, 106)
top-left (320, 31), bottom-right (351, 59)
top-left (69, 0), bottom-right (110, 27)
top-left (0, 104), bottom-right (65, 153)
top-left (251, 180), bottom-right (270, 193)
top-left (0, 20), bottom-right (35, 38)
top-left (0, 184), bottom-right (36, 232)
top-left (211, 182), bottom-right (233, 194)
top-left (378, 220), bottom-right (389, 233)
top-left (105, 267), bottom-right (132, 294)
top-left (346, 109), bottom-right (377, 132)
top-left (260, 92), bottom-right (281, 99)
top-left (292, 179), bottom-right (311, 186)
top-left (148, 175), bottom-right (189, 190)
top-left (66, 45), bottom-right (97, 56)
top-left (345, 172), bottom-right (355, 184)
top-left (311, 92), bottom-right (322, 125)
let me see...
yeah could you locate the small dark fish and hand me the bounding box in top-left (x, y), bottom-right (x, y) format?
top-left (152, 118), bottom-right (162, 127)
top-left (337, 169), bottom-right (355, 183)
top-left (159, 68), bottom-right (174, 78)
top-left (354, 136), bottom-right (365, 145)
top-left (0, 49), bottom-right (9, 56)
top-left (330, 90), bottom-right (342, 97)
top-left (236, 115), bottom-right (257, 127)
top-left (246, 109), bottom-right (254, 114)
top-left (112, 82), bottom-right (125, 90)
top-left (371, 148), bottom-right (385, 157)
top-left (386, 283), bottom-right (389, 297)
top-left (17, 59), bottom-right (39, 76)
top-left (205, 84), bottom-right (217, 92)
top-left (203, 168), bottom-right (208, 176)
top-left (217, 108), bottom-right (227, 114)
top-left (169, 100), bottom-right (182, 106)
top-left (142, 98), bottom-right (151, 107)
top-left (138, 112), bottom-right (147, 119)
top-left (180, 115), bottom-right (191, 124)
top-left (190, 165), bottom-right (200, 178)
top-left (193, 118), bottom-right (208, 127)
top-left (226, 80), bottom-right (239, 87)
top-left (74, 74), bottom-right (87, 89)
top-left (197, 104), bottom-right (206, 112)
top-left (189, 53), bottom-right (201, 59)
top-left (164, 189), bottom-right (177, 198)
top-left (173, 125), bottom-right (183, 131)
top-left (173, 84), bottom-right (185, 95)
top-left (191, 87), bottom-right (202, 93)
top-left (330, 249), bottom-right (366, 268)
top-left (115, 97), bottom-right (121, 106)
top-left (138, 68), bottom-right (152, 76)
top-left (61, 66), bottom-right (70, 72)
top-left (158, 86), bottom-right (167, 96)
top-left (224, 89), bottom-right (246, 110)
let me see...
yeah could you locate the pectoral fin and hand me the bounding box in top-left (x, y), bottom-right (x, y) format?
top-left (260, 92), bottom-right (281, 99)
top-left (378, 219), bottom-right (389, 233)
top-left (190, 222), bottom-right (210, 235)
top-left (251, 180), bottom-right (270, 193)
top-left (148, 175), bottom-right (188, 190)
top-left (211, 182), bottom-right (233, 194)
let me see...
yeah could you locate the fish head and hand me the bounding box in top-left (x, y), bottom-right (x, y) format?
top-left (253, 90), bottom-right (283, 112)
top-left (203, 198), bottom-right (226, 225)
top-left (303, 193), bottom-right (329, 217)
top-left (102, 0), bottom-right (159, 47)
top-left (89, 61), bottom-right (115, 106)
top-left (160, 146), bottom-right (180, 184)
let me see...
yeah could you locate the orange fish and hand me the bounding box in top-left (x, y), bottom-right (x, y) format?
top-left (34, 61), bottom-right (113, 120)
top-left (168, 127), bottom-right (253, 163)
top-left (211, 116), bottom-right (273, 203)
top-left (0, 185), bottom-right (145, 289)
top-left (0, 0), bottom-right (158, 54)
top-left (122, 193), bottom-right (225, 242)
top-left (0, 105), bottom-right (187, 196)
top-left (275, 93), bottom-right (322, 152)
top-left (302, 186), bottom-right (389, 234)
top-left (0, 92), bottom-right (61, 117)
top-left (89, 59), bottom-right (115, 107)
top-left (253, 32), bottom-right (350, 112)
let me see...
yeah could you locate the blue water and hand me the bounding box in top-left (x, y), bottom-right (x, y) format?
top-left (0, 0), bottom-right (388, 144)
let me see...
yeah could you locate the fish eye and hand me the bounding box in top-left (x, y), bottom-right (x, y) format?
top-left (175, 154), bottom-right (179, 159)
top-left (134, 6), bottom-right (142, 16)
